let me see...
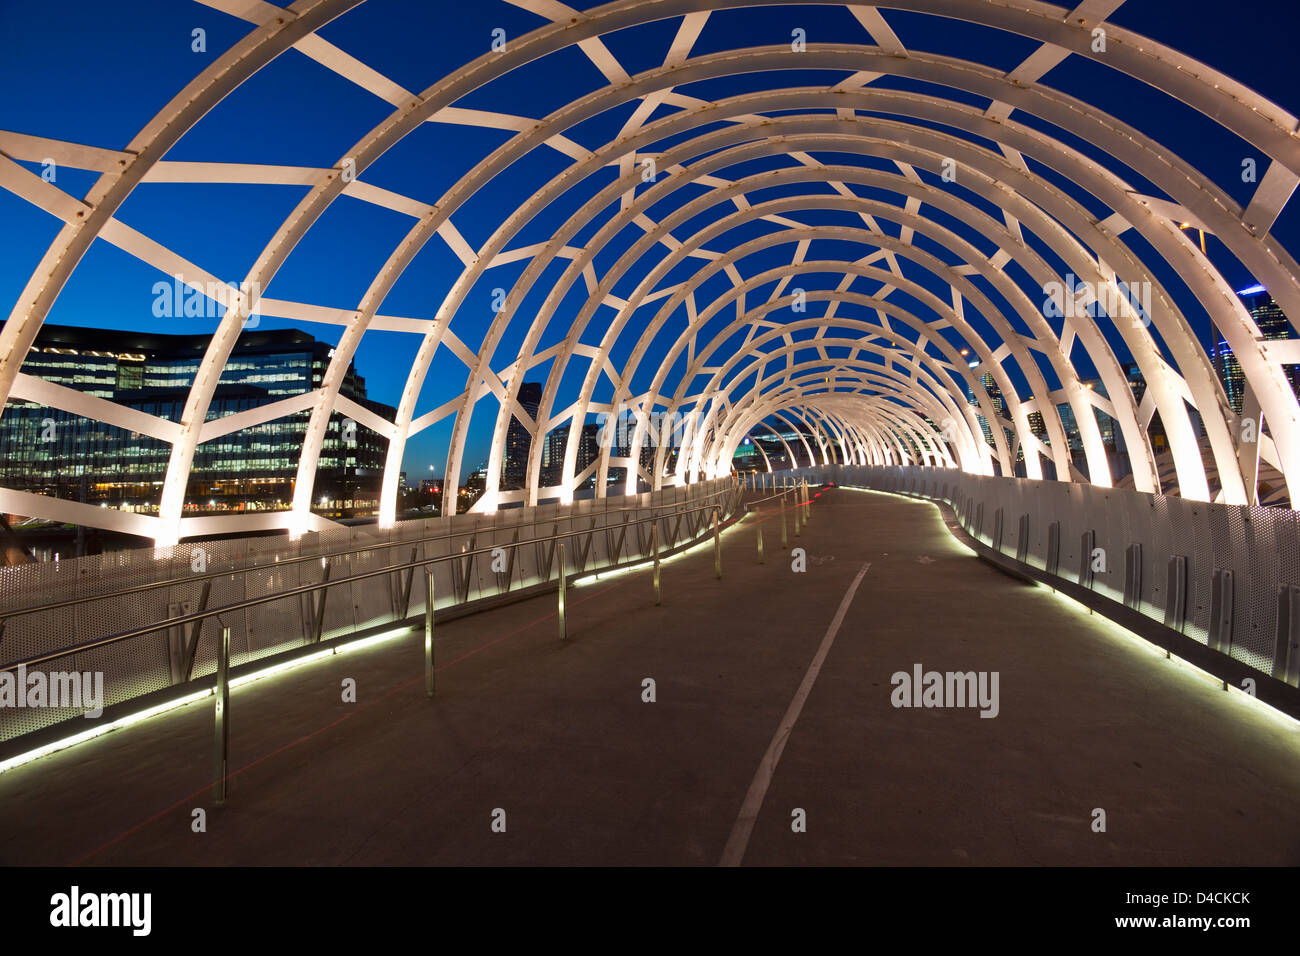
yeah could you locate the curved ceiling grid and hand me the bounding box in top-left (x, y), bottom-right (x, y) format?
top-left (1, 0), bottom-right (1298, 545)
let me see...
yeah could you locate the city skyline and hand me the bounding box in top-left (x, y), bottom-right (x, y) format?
top-left (2, 0), bottom-right (1297, 498)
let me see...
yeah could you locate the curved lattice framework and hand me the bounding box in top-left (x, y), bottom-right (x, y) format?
top-left (3, 0), bottom-right (1300, 545)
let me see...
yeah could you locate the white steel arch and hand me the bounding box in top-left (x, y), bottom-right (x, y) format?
top-left (3, 0), bottom-right (1299, 543)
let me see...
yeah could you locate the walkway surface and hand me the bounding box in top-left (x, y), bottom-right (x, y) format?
top-left (1, 487), bottom-right (1298, 865)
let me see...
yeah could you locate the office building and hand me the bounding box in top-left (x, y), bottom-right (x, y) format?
top-left (502, 382), bottom-right (542, 491)
top-left (1215, 286), bottom-right (1299, 415)
top-left (0, 324), bottom-right (394, 518)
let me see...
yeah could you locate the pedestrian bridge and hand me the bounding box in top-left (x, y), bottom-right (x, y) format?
top-left (2, 0), bottom-right (1300, 865)
top-left (0, 477), bottom-right (1296, 866)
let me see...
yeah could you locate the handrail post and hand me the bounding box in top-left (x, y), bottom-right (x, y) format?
top-left (557, 541), bottom-right (567, 640)
top-left (213, 624), bottom-right (230, 808)
top-left (400, 546), bottom-right (418, 618)
top-left (312, 559), bottom-right (331, 643)
top-left (780, 493), bottom-right (788, 548)
top-left (651, 522), bottom-right (661, 605)
top-left (181, 578), bottom-right (213, 682)
top-left (712, 507), bottom-right (721, 579)
top-left (424, 567), bottom-right (435, 697)
top-left (757, 524), bottom-right (764, 564)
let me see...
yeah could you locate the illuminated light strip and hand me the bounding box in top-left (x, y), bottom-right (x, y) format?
top-left (839, 482), bottom-right (1300, 730)
top-left (227, 626), bottom-right (413, 689)
top-left (572, 514), bottom-right (750, 587)
top-left (227, 649), bottom-right (335, 689)
top-left (663, 518), bottom-right (748, 566)
top-left (1, 505), bottom-right (743, 771)
top-left (1038, 585), bottom-right (1299, 730)
top-left (0, 688), bottom-right (212, 775)
top-left (0, 625), bottom-right (417, 775)
top-left (573, 560), bottom-right (652, 587)
top-left (837, 484), bottom-right (978, 557)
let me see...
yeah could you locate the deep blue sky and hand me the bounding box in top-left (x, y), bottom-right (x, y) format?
top-left (0, 0), bottom-right (1296, 485)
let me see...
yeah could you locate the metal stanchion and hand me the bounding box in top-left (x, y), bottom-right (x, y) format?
top-left (213, 624), bottom-right (230, 807)
top-left (651, 522), bottom-right (661, 605)
top-left (312, 559), bottom-right (331, 642)
top-left (557, 541), bottom-right (567, 640)
top-left (780, 492), bottom-right (788, 548)
top-left (712, 507), bottom-right (721, 579)
top-left (425, 568), bottom-right (435, 697)
top-left (757, 524), bottom-right (764, 564)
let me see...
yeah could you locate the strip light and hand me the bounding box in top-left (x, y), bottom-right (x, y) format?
top-left (573, 511), bottom-right (750, 587)
top-left (838, 482), bottom-right (1299, 730)
top-left (2, 499), bottom-right (742, 768)
top-left (0, 626), bottom-right (415, 774)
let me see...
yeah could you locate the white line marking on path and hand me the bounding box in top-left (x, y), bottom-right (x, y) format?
top-left (719, 561), bottom-right (872, 866)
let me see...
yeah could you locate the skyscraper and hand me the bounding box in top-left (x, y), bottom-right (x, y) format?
top-left (536, 421), bottom-right (602, 491)
top-left (964, 369), bottom-right (1001, 447)
top-left (541, 425), bottom-right (566, 488)
top-left (1215, 287), bottom-right (1299, 415)
top-left (576, 422), bottom-right (601, 483)
top-left (501, 382), bottom-right (542, 490)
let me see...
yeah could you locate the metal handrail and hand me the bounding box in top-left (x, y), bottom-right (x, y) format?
top-left (0, 483), bottom-right (740, 621)
top-left (2, 485), bottom-right (743, 673)
top-left (746, 489), bottom-right (796, 508)
top-left (745, 479), bottom-right (817, 509)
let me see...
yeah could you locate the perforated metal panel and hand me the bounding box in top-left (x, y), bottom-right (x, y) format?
top-left (837, 465), bottom-right (1298, 691)
top-left (0, 480), bottom-right (739, 744)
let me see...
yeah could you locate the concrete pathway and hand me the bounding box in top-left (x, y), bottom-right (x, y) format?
top-left (1, 487), bottom-right (1297, 865)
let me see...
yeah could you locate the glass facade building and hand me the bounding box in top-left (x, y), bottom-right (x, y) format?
top-left (0, 324), bottom-right (395, 519)
top-left (538, 422), bottom-right (602, 490)
top-left (502, 382), bottom-right (542, 491)
top-left (1215, 288), bottom-right (1300, 415)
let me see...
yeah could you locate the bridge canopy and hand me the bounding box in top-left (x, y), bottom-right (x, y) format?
top-left (2, 0), bottom-right (1298, 545)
